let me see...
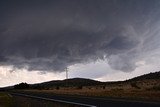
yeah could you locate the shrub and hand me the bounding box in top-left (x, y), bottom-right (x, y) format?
top-left (130, 82), bottom-right (141, 89)
top-left (102, 86), bottom-right (105, 89)
top-left (152, 86), bottom-right (160, 91)
top-left (77, 85), bottom-right (83, 89)
top-left (56, 86), bottom-right (60, 90)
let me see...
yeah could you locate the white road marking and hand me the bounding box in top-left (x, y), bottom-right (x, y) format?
top-left (11, 93), bottom-right (97, 107)
top-left (7, 93), bottom-right (13, 97)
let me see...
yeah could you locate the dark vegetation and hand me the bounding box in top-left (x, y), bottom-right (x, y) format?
top-left (14, 83), bottom-right (29, 89)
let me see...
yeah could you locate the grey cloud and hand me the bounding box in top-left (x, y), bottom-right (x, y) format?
top-left (0, 0), bottom-right (160, 72)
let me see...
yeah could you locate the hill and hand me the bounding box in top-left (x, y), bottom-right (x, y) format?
top-left (127, 71), bottom-right (160, 81)
top-left (28, 71), bottom-right (160, 89)
top-left (31, 78), bottom-right (102, 89)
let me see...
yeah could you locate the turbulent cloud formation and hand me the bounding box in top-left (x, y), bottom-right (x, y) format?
top-left (0, 0), bottom-right (160, 72)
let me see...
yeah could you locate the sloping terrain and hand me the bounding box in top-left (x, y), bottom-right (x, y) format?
top-left (31, 78), bottom-right (102, 89)
top-left (30, 71), bottom-right (160, 89)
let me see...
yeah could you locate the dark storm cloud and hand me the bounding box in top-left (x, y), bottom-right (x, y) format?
top-left (0, 0), bottom-right (160, 72)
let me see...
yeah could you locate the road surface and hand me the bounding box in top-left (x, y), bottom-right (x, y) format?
top-left (9, 91), bottom-right (160, 107)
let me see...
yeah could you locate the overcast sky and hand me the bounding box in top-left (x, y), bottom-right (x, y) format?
top-left (1, 0), bottom-right (160, 87)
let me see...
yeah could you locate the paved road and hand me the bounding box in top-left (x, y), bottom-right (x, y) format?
top-left (10, 91), bottom-right (160, 107)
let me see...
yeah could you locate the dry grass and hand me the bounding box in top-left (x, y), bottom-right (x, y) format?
top-left (25, 88), bottom-right (160, 102)
top-left (26, 79), bottom-right (160, 102)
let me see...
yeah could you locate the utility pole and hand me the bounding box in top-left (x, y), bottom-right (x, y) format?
top-left (65, 67), bottom-right (68, 80)
top-left (65, 67), bottom-right (69, 88)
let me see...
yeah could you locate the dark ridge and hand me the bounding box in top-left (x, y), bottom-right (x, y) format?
top-left (31, 78), bottom-right (102, 89)
top-left (127, 71), bottom-right (160, 82)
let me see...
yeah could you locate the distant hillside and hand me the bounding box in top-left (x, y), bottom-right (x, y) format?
top-left (31, 78), bottom-right (102, 89)
top-left (31, 71), bottom-right (160, 89)
top-left (1, 71), bottom-right (160, 90)
top-left (127, 71), bottom-right (160, 81)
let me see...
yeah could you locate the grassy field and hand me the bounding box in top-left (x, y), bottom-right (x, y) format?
top-left (25, 79), bottom-right (160, 102)
top-left (26, 89), bottom-right (160, 102)
top-left (0, 92), bottom-right (13, 107)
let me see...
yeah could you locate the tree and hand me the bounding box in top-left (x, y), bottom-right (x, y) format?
top-left (14, 82), bottom-right (29, 89)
